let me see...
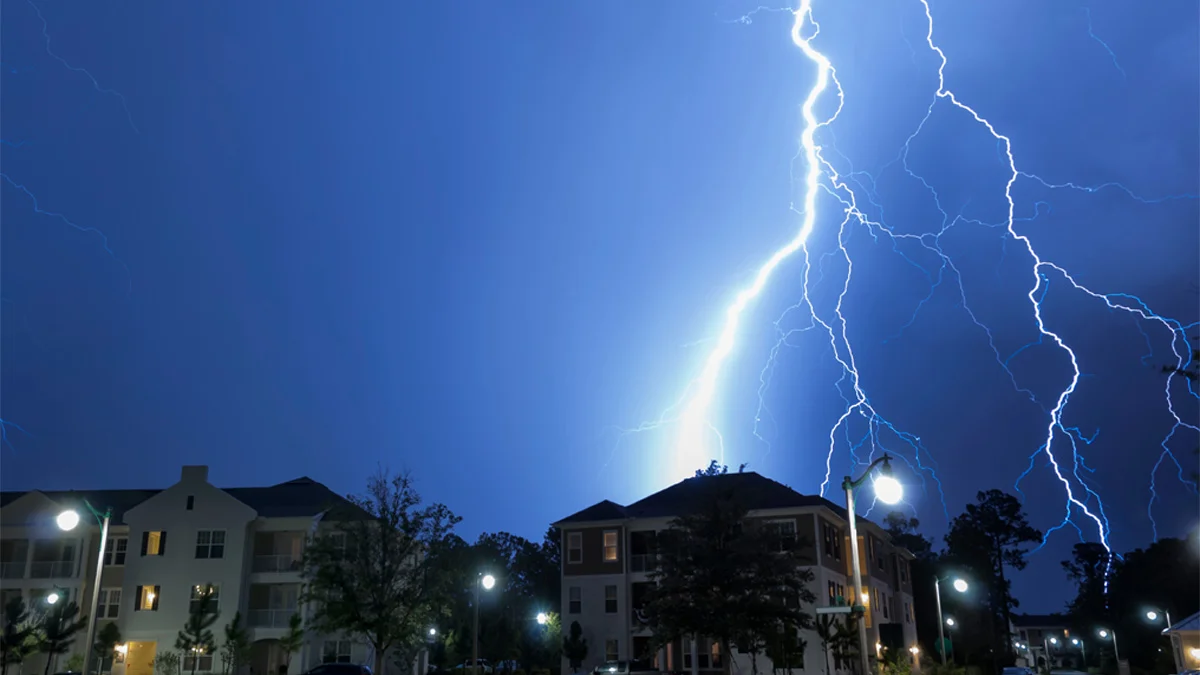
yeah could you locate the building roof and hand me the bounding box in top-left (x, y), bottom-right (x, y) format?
top-left (556, 471), bottom-right (854, 526)
top-left (1167, 611), bottom-right (1200, 633)
top-left (0, 476), bottom-right (366, 523)
top-left (1012, 614), bottom-right (1069, 628)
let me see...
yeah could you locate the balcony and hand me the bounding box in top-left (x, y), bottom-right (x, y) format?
top-left (29, 561), bottom-right (74, 579)
top-left (0, 562), bottom-right (25, 579)
top-left (252, 554), bottom-right (302, 573)
top-left (629, 554), bottom-right (659, 572)
top-left (249, 608), bottom-right (296, 628)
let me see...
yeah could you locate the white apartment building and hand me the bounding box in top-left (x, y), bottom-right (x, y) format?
top-left (553, 472), bottom-right (920, 675)
top-left (0, 465), bottom-right (377, 675)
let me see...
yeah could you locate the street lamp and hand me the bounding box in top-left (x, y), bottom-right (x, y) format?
top-left (57, 501), bottom-right (112, 675)
top-left (1098, 629), bottom-right (1121, 663)
top-left (1145, 608), bottom-right (1174, 630)
top-left (946, 618), bottom-right (956, 627)
top-left (536, 612), bottom-right (548, 626)
top-left (46, 592), bottom-right (60, 605)
top-left (842, 453), bottom-right (903, 675)
top-left (472, 573), bottom-right (496, 675)
top-left (429, 628), bottom-right (437, 637)
top-left (934, 576), bottom-right (967, 666)
top-left (1071, 637), bottom-right (1086, 668)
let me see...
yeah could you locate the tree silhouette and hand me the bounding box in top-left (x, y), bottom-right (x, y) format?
top-left (176, 585), bottom-right (218, 675)
top-left (37, 600), bottom-right (87, 675)
top-left (1, 597), bottom-right (36, 675)
top-left (561, 621), bottom-right (588, 673)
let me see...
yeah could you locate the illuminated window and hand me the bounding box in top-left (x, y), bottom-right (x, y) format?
top-left (567, 532), bottom-right (582, 564)
top-left (135, 585), bottom-right (159, 611)
top-left (603, 530), bottom-right (619, 562)
top-left (190, 584), bottom-right (220, 614)
top-left (142, 531), bottom-right (166, 557)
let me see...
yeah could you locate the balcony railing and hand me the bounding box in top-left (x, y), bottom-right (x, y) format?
top-left (629, 554), bottom-right (658, 572)
top-left (252, 554), bottom-right (302, 573)
top-left (249, 608), bottom-right (297, 628)
top-left (29, 561), bottom-right (73, 578)
top-left (0, 562), bottom-right (26, 579)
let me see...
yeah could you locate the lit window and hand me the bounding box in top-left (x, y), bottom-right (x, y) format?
top-left (567, 532), bottom-right (582, 564)
top-left (190, 584), bottom-right (220, 614)
top-left (603, 531), bottom-right (618, 562)
top-left (98, 588), bottom-right (121, 619)
top-left (136, 585), bottom-right (159, 611)
top-left (142, 531), bottom-right (166, 557)
top-left (104, 538), bottom-right (128, 566)
top-left (195, 530), bottom-right (226, 559)
top-left (322, 640), bottom-right (353, 664)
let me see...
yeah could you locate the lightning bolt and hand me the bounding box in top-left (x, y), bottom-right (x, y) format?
top-left (658, 0), bottom-right (1196, 565)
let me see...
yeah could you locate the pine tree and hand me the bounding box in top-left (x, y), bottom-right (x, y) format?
top-left (176, 585), bottom-right (219, 675)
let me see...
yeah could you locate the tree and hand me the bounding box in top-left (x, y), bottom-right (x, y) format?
top-left (1, 597), bottom-right (36, 675)
top-left (38, 600), bottom-right (87, 675)
top-left (562, 621), bottom-right (588, 673)
top-left (301, 470), bottom-right (461, 675)
top-left (944, 490), bottom-right (1041, 666)
top-left (278, 614), bottom-right (305, 675)
top-left (643, 476), bottom-right (816, 675)
top-left (153, 651), bottom-right (181, 675)
top-left (219, 612), bottom-right (251, 675)
top-left (94, 623), bottom-right (123, 675)
top-left (176, 585), bottom-right (219, 675)
top-left (883, 512), bottom-right (933, 561)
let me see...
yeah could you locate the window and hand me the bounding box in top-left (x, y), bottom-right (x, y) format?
top-left (183, 652), bottom-right (213, 672)
top-left (828, 580), bottom-right (837, 605)
top-left (822, 522), bottom-right (842, 561)
top-left (322, 640), bottom-right (353, 664)
top-left (568, 586), bottom-right (581, 614)
top-left (875, 537), bottom-right (885, 570)
top-left (141, 531), bottom-right (167, 556)
top-left (97, 588), bottom-right (121, 619)
top-left (186, 496), bottom-right (195, 510)
top-left (765, 520), bottom-right (798, 552)
top-left (710, 641), bottom-right (722, 669)
top-left (901, 561), bottom-right (910, 584)
top-left (905, 601), bottom-right (912, 624)
top-left (134, 585), bottom-right (160, 611)
top-left (104, 537), bottom-right (128, 566)
top-left (195, 530), bottom-right (226, 559)
top-left (190, 584), bottom-right (220, 614)
top-left (605, 639), bottom-right (619, 662)
top-left (605, 585), bottom-right (618, 613)
top-left (567, 532), bottom-right (582, 564)
top-left (683, 639), bottom-right (714, 669)
top-left (603, 530), bottom-right (619, 562)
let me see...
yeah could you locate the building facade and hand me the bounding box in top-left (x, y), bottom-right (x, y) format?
top-left (0, 465), bottom-right (375, 675)
top-left (553, 472), bottom-right (919, 675)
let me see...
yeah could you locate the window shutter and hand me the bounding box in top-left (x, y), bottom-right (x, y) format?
top-left (134, 586), bottom-right (143, 612)
top-left (141, 532), bottom-right (149, 556)
top-left (152, 585), bottom-right (161, 611)
top-left (159, 531), bottom-right (168, 555)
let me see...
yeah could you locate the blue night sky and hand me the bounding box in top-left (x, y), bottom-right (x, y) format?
top-left (2, 0), bottom-right (1197, 612)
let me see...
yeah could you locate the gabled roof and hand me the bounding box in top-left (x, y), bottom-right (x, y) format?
top-left (1167, 611), bottom-right (1200, 633)
top-left (1, 476), bottom-right (367, 522)
top-left (556, 472), bottom-right (855, 526)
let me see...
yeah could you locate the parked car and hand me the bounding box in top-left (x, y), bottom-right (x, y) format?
top-left (303, 665), bottom-right (373, 675)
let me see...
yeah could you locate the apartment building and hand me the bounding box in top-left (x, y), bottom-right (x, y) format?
top-left (0, 465), bottom-right (374, 675)
top-left (553, 472), bottom-right (918, 675)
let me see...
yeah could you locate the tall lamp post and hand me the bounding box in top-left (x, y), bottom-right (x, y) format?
top-left (934, 576), bottom-right (968, 666)
top-left (1146, 609), bottom-right (1174, 630)
top-left (1071, 637), bottom-right (1086, 669)
top-left (472, 573), bottom-right (496, 675)
top-left (57, 501), bottom-right (113, 675)
top-left (1099, 629), bottom-right (1120, 664)
top-left (843, 454), bottom-right (904, 675)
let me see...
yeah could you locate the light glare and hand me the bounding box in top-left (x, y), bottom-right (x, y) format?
top-left (874, 476), bottom-right (903, 505)
top-left (56, 510), bottom-right (80, 531)
top-left (952, 578), bottom-right (968, 593)
top-left (481, 574), bottom-right (496, 590)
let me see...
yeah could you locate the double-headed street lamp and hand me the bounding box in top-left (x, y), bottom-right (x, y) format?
top-left (934, 576), bottom-right (967, 666)
top-left (472, 573), bottom-right (496, 675)
top-left (843, 454), bottom-right (904, 675)
top-left (57, 501), bottom-right (113, 675)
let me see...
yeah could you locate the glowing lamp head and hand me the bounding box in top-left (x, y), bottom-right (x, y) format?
top-left (1146, 611), bottom-right (1158, 621)
top-left (1189, 647), bottom-right (1200, 661)
top-left (1071, 639), bottom-right (1080, 646)
top-left (429, 628), bottom-right (437, 636)
top-left (481, 574), bottom-right (496, 590)
top-left (945, 618), bottom-right (955, 627)
top-left (1049, 638), bottom-right (1058, 645)
top-left (861, 592), bottom-right (869, 603)
top-left (909, 647), bottom-right (920, 655)
top-left (873, 475), bottom-right (903, 505)
top-left (46, 592), bottom-right (60, 605)
top-left (1098, 630), bottom-right (1109, 638)
top-left (536, 612), bottom-right (548, 625)
top-left (952, 578), bottom-right (968, 593)
top-left (56, 509), bottom-right (80, 531)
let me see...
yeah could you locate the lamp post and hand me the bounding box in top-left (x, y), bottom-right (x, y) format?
top-left (842, 454), bottom-right (904, 675)
top-left (473, 573), bottom-right (496, 675)
top-left (934, 577), bottom-right (967, 666)
top-left (57, 501), bottom-right (113, 675)
top-left (1071, 637), bottom-right (1086, 669)
top-left (1146, 609), bottom-right (1174, 630)
top-left (1099, 629), bottom-right (1120, 663)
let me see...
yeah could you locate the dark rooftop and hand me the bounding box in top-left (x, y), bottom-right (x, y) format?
top-left (0, 476), bottom-right (366, 523)
top-left (556, 471), bottom-right (854, 525)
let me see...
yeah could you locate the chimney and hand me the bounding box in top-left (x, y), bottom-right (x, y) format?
top-left (181, 465), bottom-right (209, 484)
